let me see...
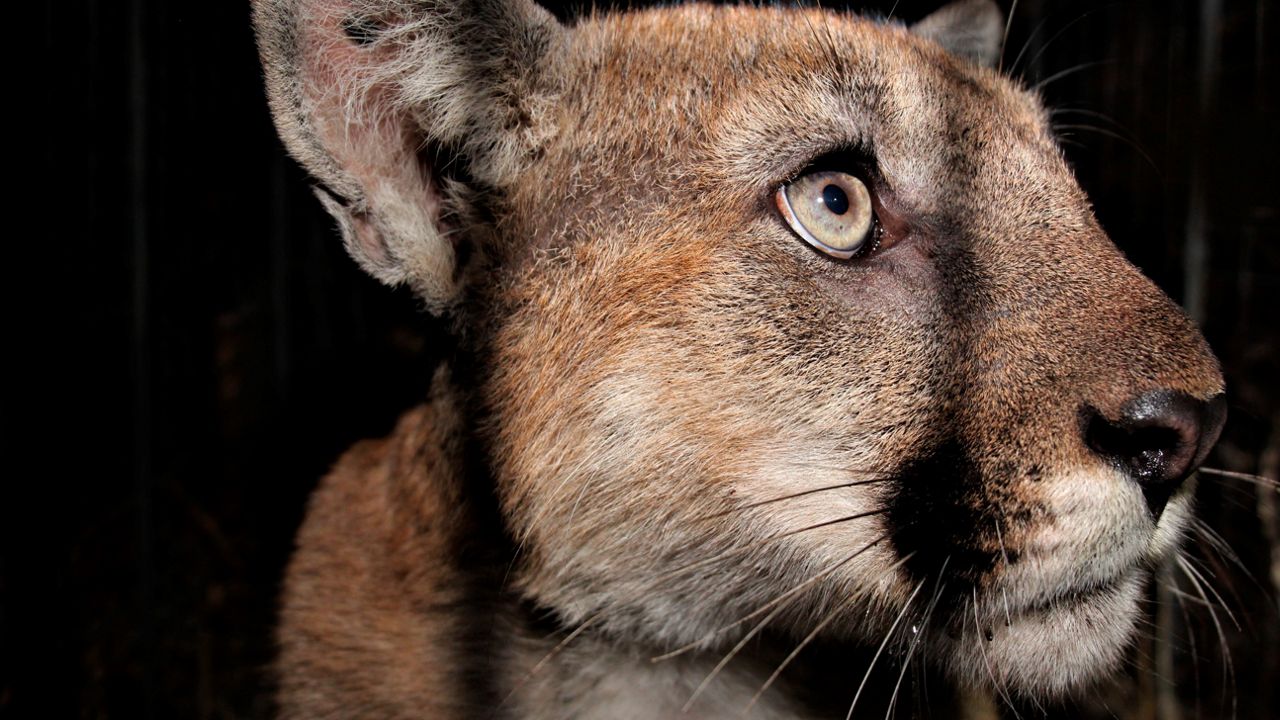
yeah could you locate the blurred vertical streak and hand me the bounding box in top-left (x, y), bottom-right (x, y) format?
top-left (128, 0), bottom-right (155, 716)
top-left (1253, 0), bottom-right (1280, 618)
top-left (1183, 0), bottom-right (1221, 323)
top-left (1259, 0), bottom-right (1280, 698)
top-left (1155, 560), bottom-right (1181, 720)
top-left (1257, 0), bottom-right (1268, 101)
top-left (1260, 420), bottom-right (1280, 611)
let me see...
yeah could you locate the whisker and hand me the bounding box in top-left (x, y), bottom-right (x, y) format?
top-left (1049, 106), bottom-right (1123, 127)
top-left (819, 1), bottom-right (854, 85)
top-left (1032, 60), bottom-right (1111, 92)
top-left (773, 460), bottom-right (894, 474)
top-left (499, 610), bottom-right (603, 709)
top-left (741, 599), bottom-right (844, 715)
top-left (996, 0), bottom-right (1020, 73)
top-left (799, 4), bottom-right (855, 106)
top-left (973, 587), bottom-right (1024, 720)
top-left (885, 575), bottom-right (947, 720)
top-left (1199, 466), bottom-right (1280, 491)
top-left (741, 550), bottom-right (918, 716)
top-left (1049, 107), bottom-right (1150, 158)
top-left (1006, 13), bottom-right (1055, 81)
top-left (1176, 553), bottom-right (1238, 713)
top-left (1192, 518), bottom-right (1245, 567)
top-left (846, 579), bottom-right (925, 720)
top-left (514, 510), bottom-right (892, 691)
top-left (654, 534), bottom-right (892, 663)
top-left (681, 596), bottom-right (791, 713)
top-left (645, 509), bottom-right (891, 598)
top-left (1173, 577), bottom-right (1204, 718)
top-left (994, 521), bottom-right (1013, 629)
top-left (1190, 518), bottom-right (1261, 591)
top-left (692, 477), bottom-right (892, 521)
top-left (679, 536), bottom-right (898, 712)
top-left (913, 559), bottom-right (951, 715)
top-left (1177, 554), bottom-right (1240, 631)
top-left (1016, 9), bottom-right (1102, 82)
top-left (1050, 121), bottom-right (1159, 174)
top-left (1164, 585), bottom-right (1221, 608)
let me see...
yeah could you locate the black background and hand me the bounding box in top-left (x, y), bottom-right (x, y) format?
top-left (9, 1), bottom-right (1279, 717)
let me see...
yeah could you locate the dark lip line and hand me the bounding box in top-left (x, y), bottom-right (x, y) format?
top-left (1018, 575), bottom-right (1126, 616)
top-left (930, 572), bottom-right (1132, 639)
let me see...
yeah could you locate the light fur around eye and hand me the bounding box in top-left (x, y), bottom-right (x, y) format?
top-left (775, 171), bottom-right (875, 259)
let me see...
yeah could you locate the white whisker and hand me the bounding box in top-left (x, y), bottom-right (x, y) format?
top-left (1176, 553), bottom-right (1238, 716)
top-left (846, 579), bottom-right (925, 720)
top-left (1200, 466), bottom-right (1280, 491)
top-left (973, 587), bottom-right (1024, 720)
top-left (655, 533), bottom-right (890, 663)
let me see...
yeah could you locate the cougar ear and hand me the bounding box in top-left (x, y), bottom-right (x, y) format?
top-left (252, 0), bottom-right (563, 311)
top-left (911, 0), bottom-right (1004, 68)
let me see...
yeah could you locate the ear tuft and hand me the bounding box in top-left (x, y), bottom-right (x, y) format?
top-left (911, 0), bottom-right (1004, 69)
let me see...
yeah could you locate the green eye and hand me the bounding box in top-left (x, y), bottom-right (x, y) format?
top-left (775, 171), bottom-right (876, 260)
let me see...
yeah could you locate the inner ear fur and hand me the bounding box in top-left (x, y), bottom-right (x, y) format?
top-left (253, 0), bottom-right (563, 311)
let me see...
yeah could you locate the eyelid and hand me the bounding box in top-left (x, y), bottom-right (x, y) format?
top-left (794, 148), bottom-right (880, 185)
top-left (766, 147), bottom-right (879, 206)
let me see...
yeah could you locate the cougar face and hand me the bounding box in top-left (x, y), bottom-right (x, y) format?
top-left (256, 0), bottom-right (1226, 711)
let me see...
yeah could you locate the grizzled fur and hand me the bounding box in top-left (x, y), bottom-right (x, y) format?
top-left (253, 1), bottom-right (1225, 717)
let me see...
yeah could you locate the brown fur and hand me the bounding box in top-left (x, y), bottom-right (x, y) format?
top-left (256, 2), bottom-right (1224, 717)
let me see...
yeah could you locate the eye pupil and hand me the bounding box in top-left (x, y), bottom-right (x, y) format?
top-left (822, 184), bottom-right (849, 215)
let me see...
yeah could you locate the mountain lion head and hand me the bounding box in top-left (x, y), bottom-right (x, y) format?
top-left (256, 0), bottom-right (1226, 708)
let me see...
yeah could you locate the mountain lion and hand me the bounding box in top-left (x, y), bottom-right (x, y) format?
top-left (253, 0), bottom-right (1227, 716)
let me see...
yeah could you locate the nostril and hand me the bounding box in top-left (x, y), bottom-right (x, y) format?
top-left (1082, 390), bottom-right (1227, 519)
top-left (1086, 419), bottom-right (1182, 480)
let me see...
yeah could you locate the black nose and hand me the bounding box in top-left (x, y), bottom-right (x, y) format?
top-left (1083, 390), bottom-right (1227, 519)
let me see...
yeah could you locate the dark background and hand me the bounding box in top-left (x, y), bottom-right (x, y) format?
top-left (8, 0), bottom-right (1278, 717)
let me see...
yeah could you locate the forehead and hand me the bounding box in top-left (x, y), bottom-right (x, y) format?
top-left (552, 5), bottom-right (1056, 205)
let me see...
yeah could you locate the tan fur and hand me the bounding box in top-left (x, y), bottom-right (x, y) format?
top-left (256, 2), bottom-right (1225, 717)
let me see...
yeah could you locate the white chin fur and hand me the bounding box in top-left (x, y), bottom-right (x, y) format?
top-left (937, 465), bottom-right (1193, 696)
top-left (729, 463), bottom-right (1186, 697)
top-left (942, 571), bottom-right (1144, 697)
top-left (984, 466), bottom-right (1192, 614)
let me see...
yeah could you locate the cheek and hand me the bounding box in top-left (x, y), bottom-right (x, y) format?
top-left (812, 232), bottom-right (944, 318)
top-left (1033, 467), bottom-right (1154, 563)
top-left (714, 237), bottom-right (949, 413)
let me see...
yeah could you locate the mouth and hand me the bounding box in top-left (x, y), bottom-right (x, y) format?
top-left (1016, 575), bottom-right (1126, 617)
top-left (925, 569), bottom-right (1145, 698)
top-left (968, 564), bottom-right (1139, 636)
top-left (923, 571), bottom-right (1129, 640)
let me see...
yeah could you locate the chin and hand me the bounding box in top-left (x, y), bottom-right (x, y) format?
top-left (935, 571), bottom-right (1145, 699)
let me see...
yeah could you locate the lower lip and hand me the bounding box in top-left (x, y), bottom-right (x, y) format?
top-left (1020, 577), bottom-right (1123, 616)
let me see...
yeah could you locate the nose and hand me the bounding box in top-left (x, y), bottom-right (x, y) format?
top-left (1083, 390), bottom-right (1227, 519)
